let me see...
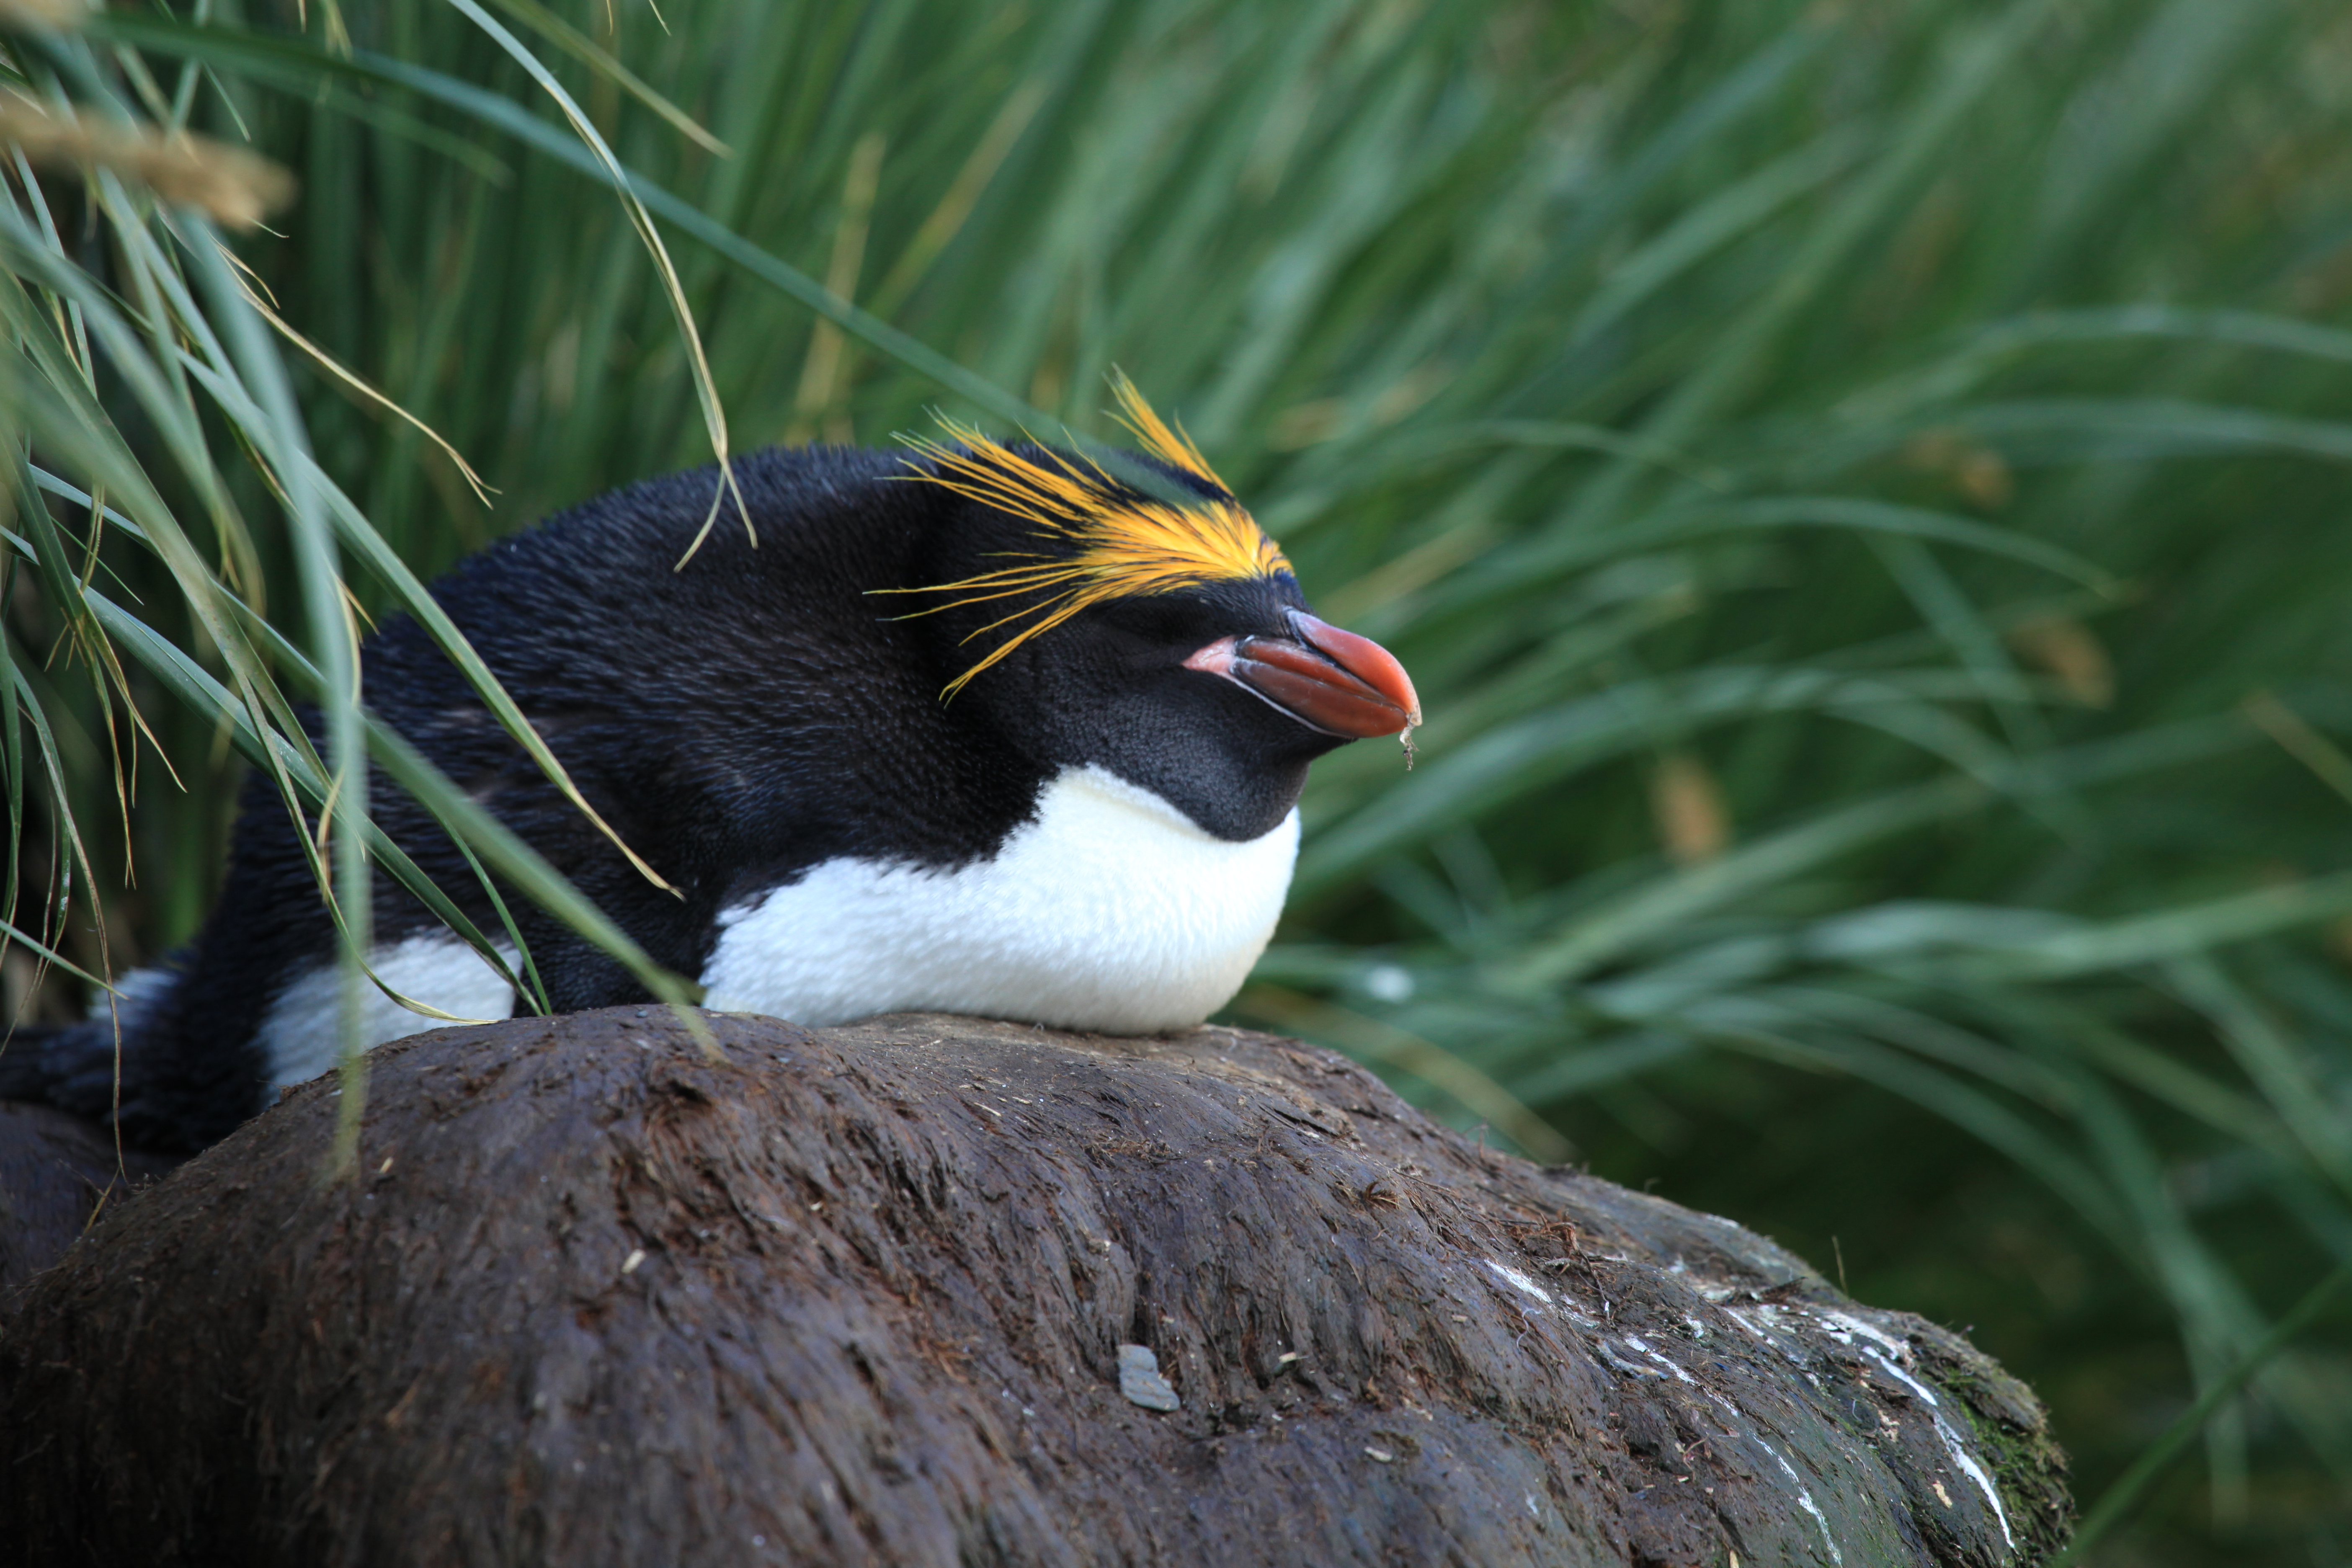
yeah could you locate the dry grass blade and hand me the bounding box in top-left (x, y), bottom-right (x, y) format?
top-left (219, 250), bottom-right (495, 508)
top-left (439, 0), bottom-right (746, 566)
top-left (2243, 691), bottom-right (2352, 810)
top-left (869, 82), bottom-right (1046, 317)
top-left (0, 0), bottom-right (89, 34)
top-left (484, 0), bottom-right (729, 155)
top-left (0, 97), bottom-right (291, 228)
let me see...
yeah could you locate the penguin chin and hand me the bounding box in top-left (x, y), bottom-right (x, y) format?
top-left (1089, 738), bottom-right (1310, 846)
top-left (949, 634), bottom-right (1313, 844)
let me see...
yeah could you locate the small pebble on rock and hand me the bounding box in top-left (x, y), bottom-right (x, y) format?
top-left (1117, 1343), bottom-right (1180, 1412)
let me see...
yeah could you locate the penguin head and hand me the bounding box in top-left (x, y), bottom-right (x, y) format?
top-left (890, 380), bottom-right (1418, 843)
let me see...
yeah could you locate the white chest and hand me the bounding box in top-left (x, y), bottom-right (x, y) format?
top-left (246, 766), bottom-right (1294, 1088)
top-left (255, 932), bottom-right (521, 1089)
top-left (699, 764), bottom-right (1298, 1034)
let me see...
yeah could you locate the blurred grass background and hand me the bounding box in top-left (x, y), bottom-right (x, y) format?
top-left (7, 0), bottom-right (2352, 1558)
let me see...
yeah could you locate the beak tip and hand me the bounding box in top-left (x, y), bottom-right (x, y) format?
top-left (1290, 610), bottom-right (1419, 734)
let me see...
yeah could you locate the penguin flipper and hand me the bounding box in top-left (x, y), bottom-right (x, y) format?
top-left (0, 1018), bottom-right (135, 1123)
top-left (0, 965), bottom-right (199, 1150)
top-left (0, 1023), bottom-right (66, 1104)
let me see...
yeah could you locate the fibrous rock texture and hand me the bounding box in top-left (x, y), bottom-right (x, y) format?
top-left (0, 1096), bottom-right (180, 1295)
top-left (0, 1009), bottom-right (2071, 1566)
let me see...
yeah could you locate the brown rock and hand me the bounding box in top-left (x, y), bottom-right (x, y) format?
top-left (0, 1009), bottom-right (2073, 1565)
top-left (0, 1096), bottom-right (182, 1296)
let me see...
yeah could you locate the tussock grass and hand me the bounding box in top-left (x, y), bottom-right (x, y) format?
top-left (5, 0), bottom-right (2352, 1557)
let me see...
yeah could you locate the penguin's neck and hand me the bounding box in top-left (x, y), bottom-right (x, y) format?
top-left (699, 763), bottom-right (1298, 1034)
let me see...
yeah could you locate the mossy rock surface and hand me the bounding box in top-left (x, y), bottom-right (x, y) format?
top-left (0, 1010), bottom-right (2072, 1566)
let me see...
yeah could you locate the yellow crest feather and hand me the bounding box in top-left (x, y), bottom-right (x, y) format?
top-left (882, 382), bottom-right (1291, 699)
top-left (1106, 367), bottom-right (1230, 492)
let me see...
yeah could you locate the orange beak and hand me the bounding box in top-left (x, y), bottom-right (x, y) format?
top-left (1184, 609), bottom-right (1421, 740)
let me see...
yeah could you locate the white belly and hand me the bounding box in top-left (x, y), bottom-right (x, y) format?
top-left (258, 932), bottom-right (519, 1089)
top-left (700, 764), bottom-right (1298, 1034)
top-left (246, 766), bottom-right (1292, 1087)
